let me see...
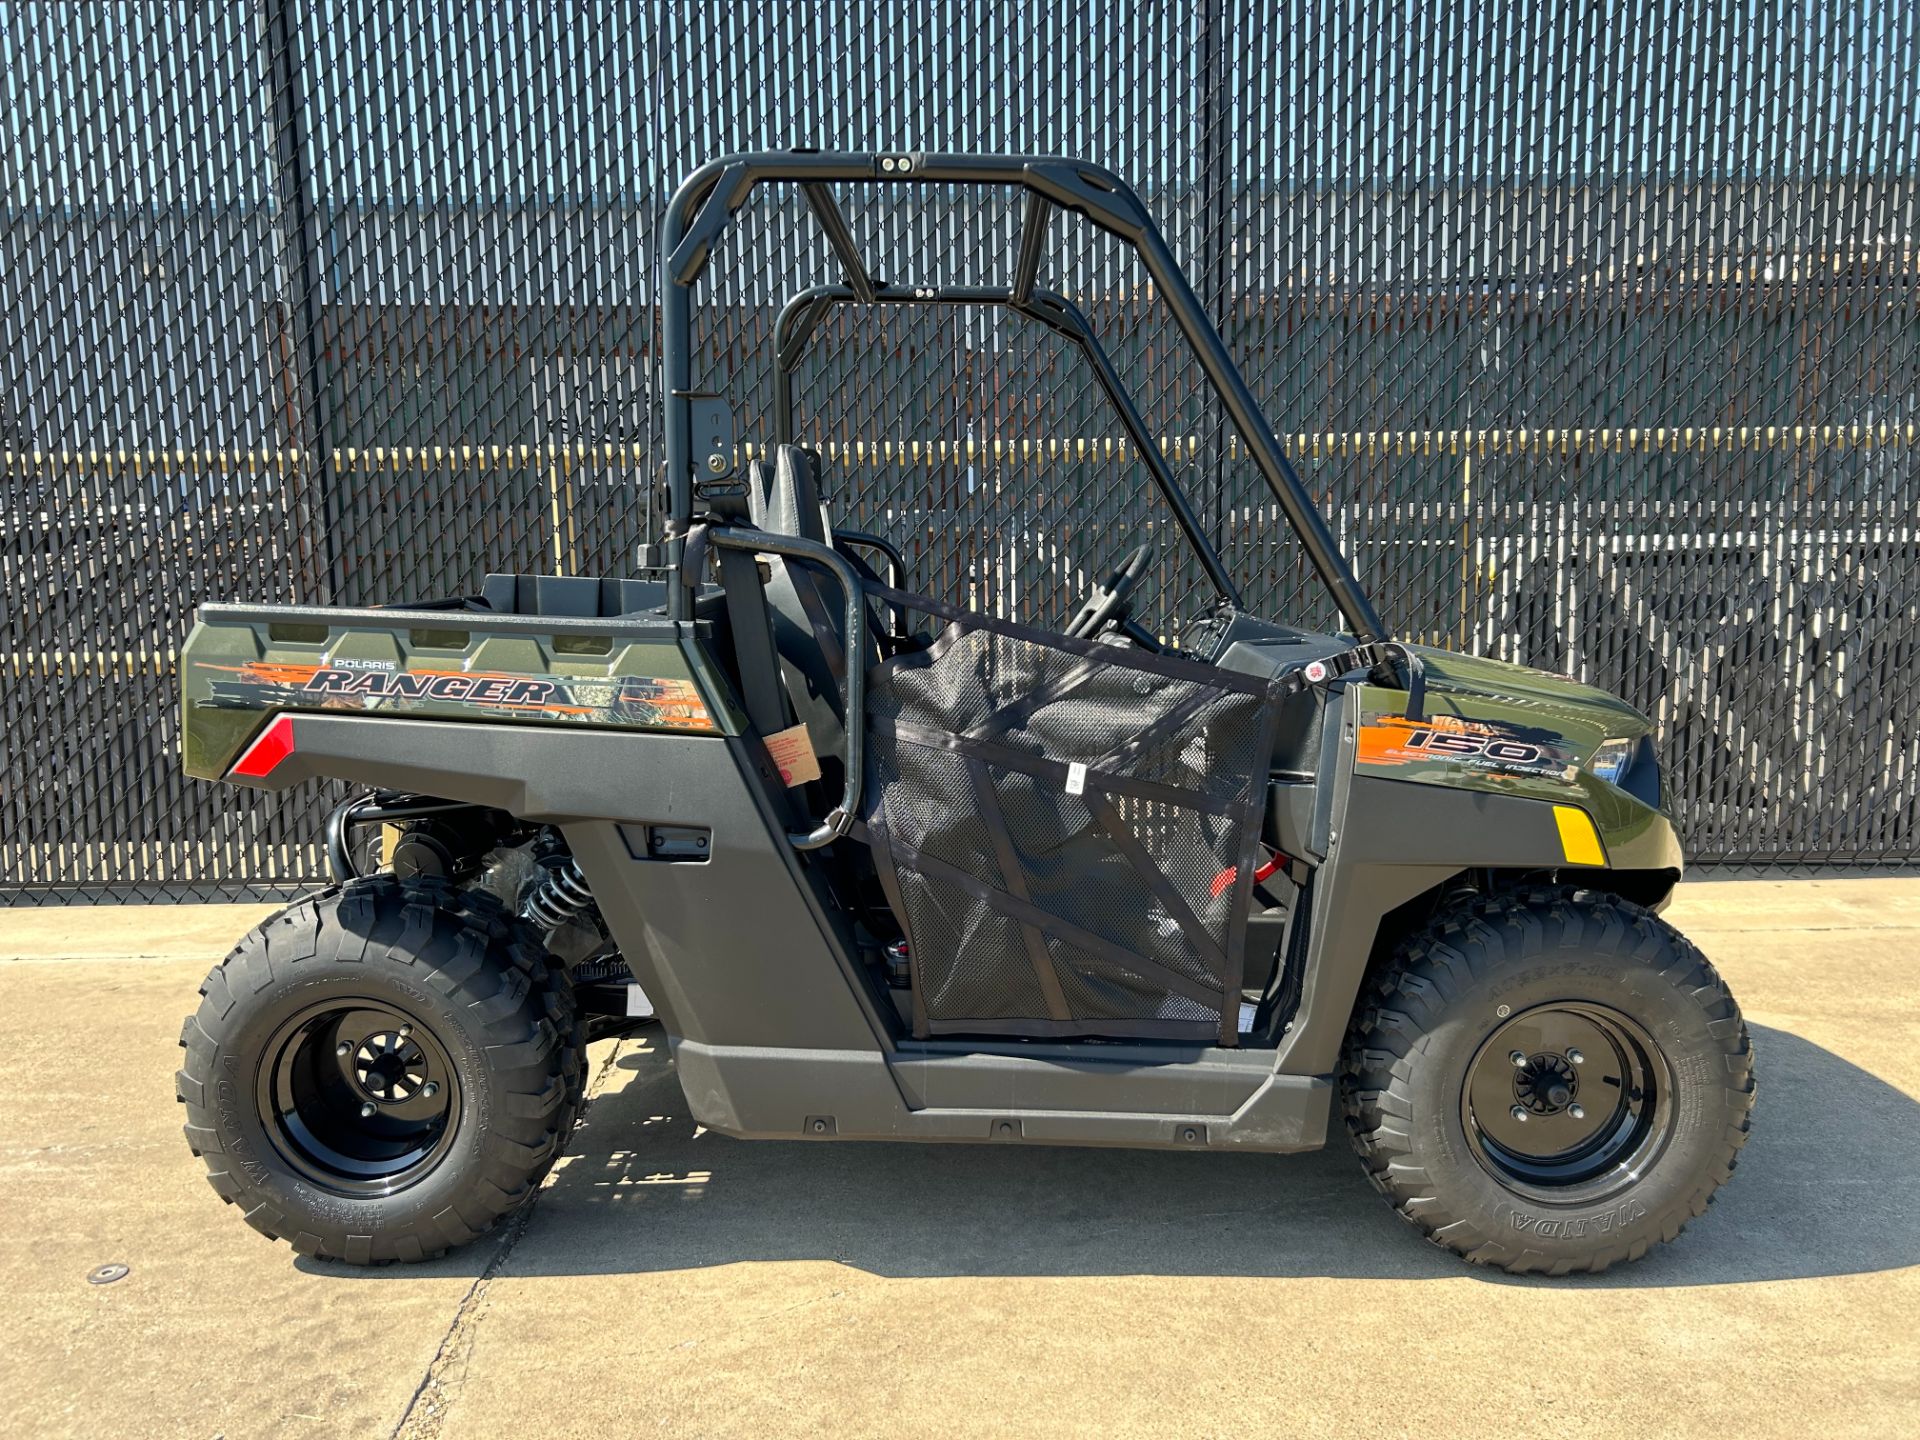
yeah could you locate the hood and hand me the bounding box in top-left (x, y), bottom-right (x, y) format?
top-left (1410, 646), bottom-right (1651, 737)
top-left (1378, 645), bottom-right (1656, 784)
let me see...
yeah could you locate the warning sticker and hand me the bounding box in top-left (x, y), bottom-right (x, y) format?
top-left (765, 722), bottom-right (823, 787)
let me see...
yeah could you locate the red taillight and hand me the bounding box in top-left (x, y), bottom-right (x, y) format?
top-left (229, 714), bottom-right (296, 779)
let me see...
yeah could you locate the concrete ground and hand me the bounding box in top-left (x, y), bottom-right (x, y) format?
top-left (2, 880), bottom-right (1916, 1440)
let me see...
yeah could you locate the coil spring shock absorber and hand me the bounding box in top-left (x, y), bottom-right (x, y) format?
top-left (522, 856), bottom-right (594, 929)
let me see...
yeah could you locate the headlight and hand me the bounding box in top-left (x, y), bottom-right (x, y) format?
top-left (1585, 737), bottom-right (1634, 786)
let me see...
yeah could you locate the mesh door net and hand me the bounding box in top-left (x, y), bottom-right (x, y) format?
top-left (861, 585), bottom-right (1282, 1044)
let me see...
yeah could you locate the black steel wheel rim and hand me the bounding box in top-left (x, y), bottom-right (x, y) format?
top-left (1461, 1002), bottom-right (1674, 1205)
top-left (256, 999), bottom-right (461, 1197)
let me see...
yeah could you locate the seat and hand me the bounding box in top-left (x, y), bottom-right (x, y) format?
top-left (745, 445), bottom-right (866, 769)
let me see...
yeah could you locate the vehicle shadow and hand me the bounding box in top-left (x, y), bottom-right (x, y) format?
top-left (306, 1022), bottom-right (1918, 1287)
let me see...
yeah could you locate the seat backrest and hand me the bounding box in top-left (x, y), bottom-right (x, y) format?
top-left (747, 446), bottom-right (852, 762)
top-left (749, 442), bottom-right (831, 546)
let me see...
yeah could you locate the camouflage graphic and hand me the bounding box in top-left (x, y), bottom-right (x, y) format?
top-left (179, 606), bottom-right (741, 780)
top-left (192, 659), bottom-right (714, 731)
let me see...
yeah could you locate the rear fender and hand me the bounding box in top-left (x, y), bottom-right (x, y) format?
top-left (211, 713), bottom-right (894, 1054)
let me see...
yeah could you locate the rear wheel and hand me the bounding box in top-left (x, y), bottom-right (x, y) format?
top-left (176, 876), bottom-right (585, 1264)
top-left (1340, 888), bottom-right (1754, 1274)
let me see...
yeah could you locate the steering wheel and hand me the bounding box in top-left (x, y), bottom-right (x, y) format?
top-left (1064, 543), bottom-right (1154, 640)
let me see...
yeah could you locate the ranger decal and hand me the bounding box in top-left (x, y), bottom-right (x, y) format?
top-left (192, 660), bottom-right (715, 732)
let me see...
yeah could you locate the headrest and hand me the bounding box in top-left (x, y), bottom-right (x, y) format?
top-left (747, 445), bottom-right (829, 545)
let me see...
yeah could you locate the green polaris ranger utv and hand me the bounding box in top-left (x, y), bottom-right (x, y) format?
top-left (175, 152), bottom-right (1753, 1275)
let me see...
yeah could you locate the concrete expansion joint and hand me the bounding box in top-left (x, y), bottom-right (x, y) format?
top-left (389, 1036), bottom-right (633, 1440)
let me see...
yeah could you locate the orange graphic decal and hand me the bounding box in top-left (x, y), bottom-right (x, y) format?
top-left (1358, 714), bottom-right (1577, 779)
top-left (194, 659), bottom-right (715, 733)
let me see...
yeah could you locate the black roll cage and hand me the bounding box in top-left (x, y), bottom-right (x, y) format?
top-left (658, 150), bottom-right (1390, 646)
top-left (770, 283), bottom-right (1244, 607)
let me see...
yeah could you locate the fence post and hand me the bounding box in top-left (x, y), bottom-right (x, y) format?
top-left (1194, 0), bottom-right (1234, 541)
top-left (260, 0), bottom-right (342, 602)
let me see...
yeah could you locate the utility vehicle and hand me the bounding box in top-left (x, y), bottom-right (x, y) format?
top-left (176, 153), bottom-right (1753, 1274)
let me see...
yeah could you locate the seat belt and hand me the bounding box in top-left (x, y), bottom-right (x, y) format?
top-left (690, 530), bottom-right (816, 837)
top-left (709, 542), bottom-right (792, 739)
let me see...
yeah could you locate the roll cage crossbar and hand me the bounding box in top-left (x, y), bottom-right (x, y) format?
top-left (659, 150), bottom-right (1389, 646)
top-left (769, 283), bottom-right (1243, 608)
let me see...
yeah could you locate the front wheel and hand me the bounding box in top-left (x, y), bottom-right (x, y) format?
top-left (176, 876), bottom-right (585, 1264)
top-left (1341, 888), bottom-right (1754, 1274)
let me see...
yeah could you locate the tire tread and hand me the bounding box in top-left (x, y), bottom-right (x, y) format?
top-left (1340, 885), bottom-right (1755, 1275)
top-left (175, 875), bottom-right (587, 1265)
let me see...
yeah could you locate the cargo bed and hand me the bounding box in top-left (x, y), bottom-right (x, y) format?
top-left (179, 572), bottom-right (737, 779)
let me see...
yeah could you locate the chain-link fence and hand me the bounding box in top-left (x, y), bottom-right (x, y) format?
top-left (3, 2), bottom-right (1916, 899)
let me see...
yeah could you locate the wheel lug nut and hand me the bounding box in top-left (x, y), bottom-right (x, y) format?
top-left (1510, 1106), bottom-right (1529, 1123)
top-left (336, 1042), bottom-right (352, 1056)
top-left (1570, 1103), bottom-right (1586, 1120)
top-left (398, 1025), bottom-right (411, 1038)
top-left (1568, 1048), bottom-right (1585, 1064)
top-left (421, 1082), bottom-right (438, 1099)
top-left (1509, 1051), bottom-right (1526, 1067)
top-left (360, 1102), bottom-right (377, 1118)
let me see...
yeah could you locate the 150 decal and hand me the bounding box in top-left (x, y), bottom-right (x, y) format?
top-left (1358, 714), bottom-right (1579, 780)
top-left (194, 660), bottom-right (714, 732)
